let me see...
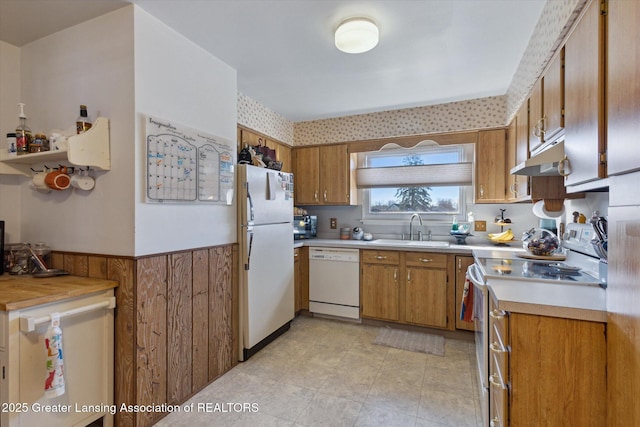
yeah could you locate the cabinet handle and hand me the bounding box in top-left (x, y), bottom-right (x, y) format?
top-left (490, 342), bottom-right (506, 354)
top-left (294, 253), bottom-right (299, 258)
top-left (314, 191), bottom-right (318, 202)
top-left (490, 416), bottom-right (500, 427)
top-left (323, 190), bottom-right (327, 201)
top-left (479, 184), bottom-right (484, 198)
top-left (394, 269), bottom-right (397, 281)
top-left (489, 309), bottom-right (506, 320)
top-left (376, 256), bottom-right (387, 260)
top-left (419, 258), bottom-right (432, 263)
top-left (532, 116), bottom-right (546, 139)
top-left (510, 183), bottom-right (518, 197)
top-left (457, 258), bottom-right (462, 269)
top-left (558, 155), bottom-right (571, 176)
top-left (407, 270), bottom-right (411, 281)
top-left (489, 373), bottom-right (506, 390)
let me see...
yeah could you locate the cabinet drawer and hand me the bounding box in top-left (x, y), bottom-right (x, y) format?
top-left (361, 250), bottom-right (400, 265)
top-left (490, 306), bottom-right (508, 346)
top-left (405, 252), bottom-right (447, 268)
top-left (490, 380), bottom-right (508, 427)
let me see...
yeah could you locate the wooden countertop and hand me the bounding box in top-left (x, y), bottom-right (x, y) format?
top-left (0, 274), bottom-right (118, 311)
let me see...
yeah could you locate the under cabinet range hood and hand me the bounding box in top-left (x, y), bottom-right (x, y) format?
top-left (511, 140), bottom-right (565, 176)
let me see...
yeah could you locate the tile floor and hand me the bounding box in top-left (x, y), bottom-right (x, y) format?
top-left (156, 316), bottom-right (482, 427)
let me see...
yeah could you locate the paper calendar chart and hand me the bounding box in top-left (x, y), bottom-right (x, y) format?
top-left (145, 115), bottom-right (234, 204)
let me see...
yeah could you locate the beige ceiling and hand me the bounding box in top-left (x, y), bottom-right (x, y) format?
top-left (0, 0), bottom-right (546, 122)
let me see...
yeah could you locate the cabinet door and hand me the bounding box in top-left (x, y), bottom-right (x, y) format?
top-left (564, 0), bottom-right (605, 186)
top-left (320, 144), bottom-right (350, 204)
top-left (405, 267), bottom-right (447, 328)
top-left (514, 101), bottom-right (530, 199)
top-left (506, 120), bottom-right (518, 201)
top-left (543, 49), bottom-right (564, 143)
top-left (455, 256), bottom-right (475, 331)
top-left (294, 248), bottom-right (302, 312)
top-left (529, 80), bottom-right (544, 152)
top-left (361, 263), bottom-right (400, 321)
top-left (476, 129), bottom-right (506, 203)
top-left (607, 0), bottom-right (640, 176)
top-left (509, 313), bottom-right (606, 426)
top-left (266, 138), bottom-right (292, 173)
top-left (239, 129), bottom-right (262, 150)
top-left (293, 146), bottom-right (320, 204)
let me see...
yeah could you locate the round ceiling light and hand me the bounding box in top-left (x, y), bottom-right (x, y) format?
top-left (334, 17), bottom-right (379, 54)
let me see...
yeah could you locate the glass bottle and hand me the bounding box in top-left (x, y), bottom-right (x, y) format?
top-left (15, 103), bottom-right (32, 155)
top-left (76, 105), bottom-right (92, 134)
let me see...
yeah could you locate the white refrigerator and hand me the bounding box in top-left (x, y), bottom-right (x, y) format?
top-left (237, 164), bottom-right (295, 361)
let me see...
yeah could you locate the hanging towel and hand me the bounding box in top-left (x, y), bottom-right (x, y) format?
top-left (460, 277), bottom-right (474, 322)
top-left (44, 313), bottom-right (65, 398)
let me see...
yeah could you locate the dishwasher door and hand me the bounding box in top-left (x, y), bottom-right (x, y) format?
top-left (309, 248), bottom-right (360, 319)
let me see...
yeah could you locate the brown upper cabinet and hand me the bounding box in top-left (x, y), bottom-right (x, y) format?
top-left (513, 101), bottom-right (531, 199)
top-left (607, 0), bottom-right (640, 177)
top-left (530, 49), bottom-right (564, 153)
top-left (506, 105), bottom-right (531, 202)
top-left (563, 0), bottom-right (606, 188)
top-left (293, 144), bottom-right (357, 205)
top-left (238, 127), bottom-right (293, 173)
top-left (476, 129), bottom-right (507, 203)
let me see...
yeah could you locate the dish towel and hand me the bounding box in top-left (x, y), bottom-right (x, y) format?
top-left (460, 277), bottom-right (474, 322)
top-left (44, 313), bottom-right (65, 398)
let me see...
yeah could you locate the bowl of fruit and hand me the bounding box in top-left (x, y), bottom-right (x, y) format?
top-left (522, 228), bottom-right (560, 256)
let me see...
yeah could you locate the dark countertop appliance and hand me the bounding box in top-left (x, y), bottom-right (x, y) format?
top-left (294, 215), bottom-right (317, 240)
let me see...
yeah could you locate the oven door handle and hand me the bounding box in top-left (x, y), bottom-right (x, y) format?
top-left (466, 263), bottom-right (485, 287)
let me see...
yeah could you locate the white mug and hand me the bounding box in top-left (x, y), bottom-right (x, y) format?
top-left (70, 173), bottom-right (95, 191)
top-left (32, 172), bottom-right (50, 191)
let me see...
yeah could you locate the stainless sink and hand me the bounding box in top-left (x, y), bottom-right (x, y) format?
top-left (372, 239), bottom-right (450, 248)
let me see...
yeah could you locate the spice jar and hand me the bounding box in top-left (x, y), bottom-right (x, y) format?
top-left (340, 227), bottom-right (351, 240)
top-left (6, 133), bottom-right (17, 156)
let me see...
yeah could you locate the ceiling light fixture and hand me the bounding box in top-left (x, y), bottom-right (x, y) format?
top-left (334, 17), bottom-right (379, 54)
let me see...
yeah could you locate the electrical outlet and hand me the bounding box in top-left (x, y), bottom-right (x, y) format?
top-left (330, 218), bottom-right (337, 229)
top-left (475, 220), bottom-right (487, 232)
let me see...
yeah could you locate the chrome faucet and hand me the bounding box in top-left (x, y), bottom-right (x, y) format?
top-left (409, 213), bottom-right (423, 241)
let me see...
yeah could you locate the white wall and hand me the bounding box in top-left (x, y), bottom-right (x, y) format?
top-left (0, 41), bottom-right (22, 243)
top-left (1, 6), bottom-right (238, 257)
top-left (133, 6), bottom-right (237, 256)
top-left (17, 7), bottom-right (136, 255)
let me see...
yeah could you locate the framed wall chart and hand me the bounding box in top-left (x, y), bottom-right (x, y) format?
top-left (145, 115), bottom-right (234, 204)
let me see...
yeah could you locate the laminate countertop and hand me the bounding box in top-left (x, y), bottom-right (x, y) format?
top-left (294, 238), bottom-right (521, 254)
top-left (474, 249), bottom-right (607, 323)
top-left (0, 274), bottom-right (118, 311)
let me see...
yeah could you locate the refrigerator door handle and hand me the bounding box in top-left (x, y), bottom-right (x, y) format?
top-left (245, 230), bottom-right (254, 270)
top-left (246, 183), bottom-right (255, 225)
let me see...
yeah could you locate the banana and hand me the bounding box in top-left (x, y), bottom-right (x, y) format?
top-left (489, 228), bottom-right (514, 241)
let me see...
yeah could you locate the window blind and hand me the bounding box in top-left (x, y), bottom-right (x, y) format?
top-left (356, 162), bottom-right (473, 188)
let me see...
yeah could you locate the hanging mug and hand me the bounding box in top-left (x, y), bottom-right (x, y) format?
top-left (45, 166), bottom-right (71, 190)
top-left (70, 170), bottom-right (95, 191)
top-left (32, 172), bottom-right (50, 191)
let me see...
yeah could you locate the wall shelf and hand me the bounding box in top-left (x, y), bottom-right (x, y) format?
top-left (0, 117), bottom-right (110, 175)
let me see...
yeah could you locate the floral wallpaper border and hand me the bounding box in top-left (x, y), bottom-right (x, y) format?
top-left (238, 0), bottom-right (586, 146)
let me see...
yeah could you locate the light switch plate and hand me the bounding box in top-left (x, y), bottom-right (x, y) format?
top-left (475, 220), bottom-right (487, 232)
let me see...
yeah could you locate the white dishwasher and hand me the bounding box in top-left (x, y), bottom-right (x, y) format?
top-left (309, 248), bottom-right (360, 319)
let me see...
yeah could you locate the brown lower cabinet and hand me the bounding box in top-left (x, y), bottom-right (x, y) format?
top-left (51, 244), bottom-right (238, 427)
top-left (489, 291), bottom-right (606, 426)
top-left (294, 246), bottom-right (309, 312)
top-left (454, 255), bottom-right (475, 331)
top-left (360, 250), bottom-right (452, 329)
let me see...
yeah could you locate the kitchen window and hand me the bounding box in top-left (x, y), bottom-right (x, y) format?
top-left (356, 143), bottom-right (473, 221)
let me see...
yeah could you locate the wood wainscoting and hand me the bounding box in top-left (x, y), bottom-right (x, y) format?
top-left (51, 243), bottom-right (239, 427)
